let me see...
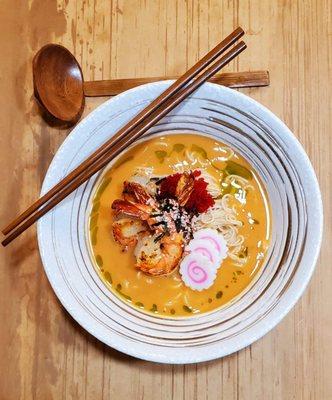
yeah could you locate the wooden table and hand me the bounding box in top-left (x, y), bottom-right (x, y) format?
top-left (1, 1), bottom-right (331, 399)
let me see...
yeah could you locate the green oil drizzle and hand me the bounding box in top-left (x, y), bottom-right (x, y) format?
top-left (103, 271), bottom-right (113, 284)
top-left (91, 201), bottom-right (100, 214)
top-left (191, 144), bottom-right (208, 159)
top-left (118, 292), bottom-right (132, 301)
top-left (155, 150), bottom-right (168, 163)
top-left (91, 227), bottom-right (98, 246)
top-left (96, 255), bottom-right (103, 268)
top-left (225, 160), bottom-right (253, 180)
top-left (219, 181), bottom-right (237, 197)
top-left (89, 213), bottom-right (99, 230)
top-left (238, 246), bottom-right (248, 259)
top-left (115, 283), bottom-right (132, 301)
top-left (173, 143), bottom-right (185, 153)
top-left (150, 304), bottom-right (158, 312)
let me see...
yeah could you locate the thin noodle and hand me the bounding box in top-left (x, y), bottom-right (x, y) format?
top-left (193, 192), bottom-right (247, 263)
top-left (164, 292), bottom-right (182, 306)
top-left (224, 174), bottom-right (254, 191)
top-left (216, 147), bottom-right (235, 161)
top-left (183, 293), bottom-right (191, 307)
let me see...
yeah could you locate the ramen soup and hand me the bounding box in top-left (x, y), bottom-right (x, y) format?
top-left (89, 133), bottom-right (270, 317)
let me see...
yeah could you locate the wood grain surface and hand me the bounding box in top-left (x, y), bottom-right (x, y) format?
top-left (0, 1), bottom-right (331, 399)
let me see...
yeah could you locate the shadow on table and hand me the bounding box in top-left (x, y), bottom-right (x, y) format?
top-left (34, 98), bottom-right (75, 129)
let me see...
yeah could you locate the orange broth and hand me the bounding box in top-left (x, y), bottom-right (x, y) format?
top-left (88, 133), bottom-right (270, 317)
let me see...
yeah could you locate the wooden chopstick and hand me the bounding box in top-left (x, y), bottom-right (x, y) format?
top-left (84, 70), bottom-right (270, 96)
top-left (2, 40), bottom-right (246, 246)
top-left (2, 27), bottom-right (244, 238)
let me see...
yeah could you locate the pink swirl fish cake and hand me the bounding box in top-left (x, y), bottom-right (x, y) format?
top-left (179, 253), bottom-right (216, 291)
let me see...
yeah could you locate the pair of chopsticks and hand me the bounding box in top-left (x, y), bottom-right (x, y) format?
top-left (1, 27), bottom-right (246, 246)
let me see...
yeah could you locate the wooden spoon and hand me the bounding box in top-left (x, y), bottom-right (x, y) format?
top-left (33, 44), bottom-right (269, 125)
top-left (33, 44), bottom-right (85, 125)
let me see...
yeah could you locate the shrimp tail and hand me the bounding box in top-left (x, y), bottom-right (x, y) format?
top-left (112, 199), bottom-right (152, 220)
top-left (123, 181), bottom-right (157, 207)
top-left (175, 172), bottom-right (195, 206)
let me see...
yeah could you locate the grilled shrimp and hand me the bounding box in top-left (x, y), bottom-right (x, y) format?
top-left (112, 199), bottom-right (153, 220)
top-left (175, 172), bottom-right (195, 206)
top-left (135, 232), bottom-right (184, 276)
top-left (111, 178), bottom-right (190, 259)
top-left (123, 181), bottom-right (158, 208)
top-left (112, 180), bottom-right (166, 235)
top-left (112, 181), bottom-right (163, 248)
top-left (112, 218), bottom-right (148, 247)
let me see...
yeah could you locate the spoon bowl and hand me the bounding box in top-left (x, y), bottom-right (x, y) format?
top-left (33, 44), bottom-right (85, 124)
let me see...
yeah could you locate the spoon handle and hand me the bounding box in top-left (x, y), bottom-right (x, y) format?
top-left (83, 70), bottom-right (269, 96)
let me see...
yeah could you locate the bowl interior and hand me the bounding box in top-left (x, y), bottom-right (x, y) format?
top-left (38, 82), bottom-right (323, 363)
top-left (84, 130), bottom-right (274, 320)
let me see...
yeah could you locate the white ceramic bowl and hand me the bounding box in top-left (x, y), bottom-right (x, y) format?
top-left (38, 82), bottom-right (323, 364)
